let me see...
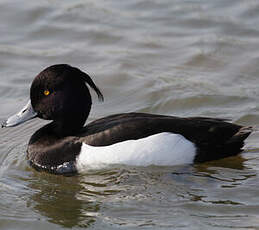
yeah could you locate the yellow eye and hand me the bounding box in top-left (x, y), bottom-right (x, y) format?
top-left (44, 90), bottom-right (50, 96)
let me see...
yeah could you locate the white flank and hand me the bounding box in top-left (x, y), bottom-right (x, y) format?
top-left (76, 132), bottom-right (196, 172)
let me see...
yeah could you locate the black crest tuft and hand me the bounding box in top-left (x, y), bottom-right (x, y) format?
top-left (78, 68), bottom-right (104, 102)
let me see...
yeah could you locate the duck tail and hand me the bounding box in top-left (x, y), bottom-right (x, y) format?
top-left (194, 125), bottom-right (253, 163)
top-left (223, 126), bottom-right (253, 155)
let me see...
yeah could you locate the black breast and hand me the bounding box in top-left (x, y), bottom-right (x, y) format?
top-left (27, 123), bottom-right (82, 175)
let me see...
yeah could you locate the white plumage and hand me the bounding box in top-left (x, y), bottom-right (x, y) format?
top-left (76, 132), bottom-right (196, 172)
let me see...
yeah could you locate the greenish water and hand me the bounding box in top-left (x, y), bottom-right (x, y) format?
top-left (1, 0), bottom-right (259, 229)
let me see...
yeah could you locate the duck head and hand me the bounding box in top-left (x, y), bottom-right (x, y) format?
top-left (2, 64), bottom-right (103, 136)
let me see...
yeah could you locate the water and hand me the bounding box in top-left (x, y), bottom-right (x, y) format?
top-left (0, 0), bottom-right (259, 229)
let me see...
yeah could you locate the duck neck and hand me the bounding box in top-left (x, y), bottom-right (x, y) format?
top-left (49, 83), bottom-right (92, 137)
top-left (51, 114), bottom-right (88, 137)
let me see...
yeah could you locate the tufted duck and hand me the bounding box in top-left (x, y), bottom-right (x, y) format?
top-left (2, 64), bottom-right (252, 174)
